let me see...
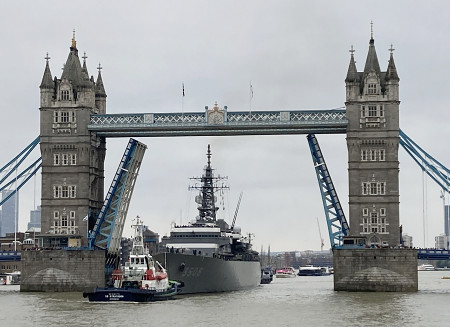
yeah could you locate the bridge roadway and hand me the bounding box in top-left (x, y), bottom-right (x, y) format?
top-left (87, 109), bottom-right (347, 137)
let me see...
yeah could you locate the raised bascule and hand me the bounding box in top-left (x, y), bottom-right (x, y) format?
top-left (7, 29), bottom-right (449, 291)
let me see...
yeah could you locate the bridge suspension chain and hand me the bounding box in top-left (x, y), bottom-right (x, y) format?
top-left (0, 136), bottom-right (41, 206)
top-left (399, 129), bottom-right (450, 193)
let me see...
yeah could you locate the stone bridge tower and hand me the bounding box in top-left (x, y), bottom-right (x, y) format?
top-left (39, 34), bottom-right (106, 247)
top-left (345, 31), bottom-right (400, 247)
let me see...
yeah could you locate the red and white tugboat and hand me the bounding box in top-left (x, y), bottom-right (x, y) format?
top-left (83, 218), bottom-right (182, 302)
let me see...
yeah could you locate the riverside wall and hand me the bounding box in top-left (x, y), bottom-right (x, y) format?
top-left (333, 248), bottom-right (418, 292)
top-left (20, 249), bottom-right (105, 292)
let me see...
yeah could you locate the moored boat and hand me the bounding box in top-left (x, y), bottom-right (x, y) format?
top-left (1, 271), bottom-right (20, 285)
top-left (275, 267), bottom-right (296, 278)
top-left (153, 145), bottom-right (260, 294)
top-left (261, 267), bottom-right (274, 284)
top-left (298, 265), bottom-right (331, 276)
top-left (418, 264), bottom-right (435, 271)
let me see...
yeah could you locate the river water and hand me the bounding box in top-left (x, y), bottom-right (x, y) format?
top-left (1, 271), bottom-right (450, 327)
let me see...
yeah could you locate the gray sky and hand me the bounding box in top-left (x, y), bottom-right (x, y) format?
top-left (0, 1), bottom-right (449, 251)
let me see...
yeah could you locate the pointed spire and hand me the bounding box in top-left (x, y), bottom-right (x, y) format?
top-left (40, 52), bottom-right (54, 89)
top-left (345, 45), bottom-right (358, 83)
top-left (386, 44), bottom-right (399, 81)
top-left (81, 52), bottom-right (90, 80)
top-left (363, 26), bottom-right (381, 76)
top-left (62, 30), bottom-right (86, 87)
top-left (71, 29), bottom-right (77, 51)
top-left (95, 62), bottom-right (106, 97)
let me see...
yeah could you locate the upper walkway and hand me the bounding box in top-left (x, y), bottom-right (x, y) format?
top-left (88, 108), bottom-right (347, 137)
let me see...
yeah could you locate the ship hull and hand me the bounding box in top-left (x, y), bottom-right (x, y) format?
top-left (153, 253), bottom-right (261, 294)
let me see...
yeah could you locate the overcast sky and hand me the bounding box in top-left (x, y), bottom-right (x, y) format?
top-left (0, 1), bottom-right (449, 252)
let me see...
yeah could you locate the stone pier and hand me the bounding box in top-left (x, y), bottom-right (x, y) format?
top-left (20, 249), bottom-right (105, 292)
top-left (333, 248), bottom-right (418, 292)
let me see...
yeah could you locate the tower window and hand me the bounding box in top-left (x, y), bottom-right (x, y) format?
top-left (61, 90), bottom-right (70, 101)
top-left (69, 185), bottom-right (76, 198)
top-left (54, 154), bottom-right (60, 165)
top-left (62, 186), bottom-right (69, 198)
top-left (361, 149), bottom-right (368, 161)
top-left (62, 154), bottom-right (69, 165)
top-left (368, 83), bottom-right (377, 94)
top-left (70, 154), bottom-right (77, 165)
top-left (61, 112), bottom-right (70, 123)
top-left (370, 182), bottom-right (378, 195)
top-left (61, 214), bottom-right (68, 227)
top-left (53, 186), bottom-right (61, 198)
top-left (361, 181), bottom-right (387, 196)
top-left (368, 106), bottom-right (377, 117)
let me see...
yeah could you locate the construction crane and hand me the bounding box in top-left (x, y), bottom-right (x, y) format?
top-left (317, 217), bottom-right (325, 252)
top-left (231, 192), bottom-right (243, 230)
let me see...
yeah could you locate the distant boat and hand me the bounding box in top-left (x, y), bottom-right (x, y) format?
top-left (261, 267), bottom-right (273, 284)
top-left (441, 276), bottom-right (450, 279)
top-left (1, 271), bottom-right (20, 285)
top-left (275, 267), bottom-right (296, 278)
top-left (298, 265), bottom-right (331, 276)
top-left (418, 264), bottom-right (435, 271)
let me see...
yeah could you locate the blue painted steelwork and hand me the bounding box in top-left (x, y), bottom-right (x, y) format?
top-left (417, 248), bottom-right (450, 260)
top-left (307, 134), bottom-right (350, 248)
top-left (89, 138), bottom-right (147, 256)
top-left (0, 136), bottom-right (41, 206)
top-left (88, 109), bottom-right (347, 137)
top-left (0, 251), bottom-right (21, 262)
top-left (399, 129), bottom-right (450, 192)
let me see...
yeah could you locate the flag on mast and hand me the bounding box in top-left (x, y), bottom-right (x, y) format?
top-left (250, 81), bottom-right (253, 99)
top-left (182, 82), bottom-right (185, 97)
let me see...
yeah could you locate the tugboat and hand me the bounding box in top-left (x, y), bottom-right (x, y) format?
top-left (83, 218), bottom-right (182, 302)
top-left (153, 145), bottom-right (261, 294)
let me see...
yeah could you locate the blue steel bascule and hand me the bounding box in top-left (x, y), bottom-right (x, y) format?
top-left (88, 138), bottom-right (147, 270)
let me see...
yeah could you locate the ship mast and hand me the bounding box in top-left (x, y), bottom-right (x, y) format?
top-left (189, 145), bottom-right (228, 224)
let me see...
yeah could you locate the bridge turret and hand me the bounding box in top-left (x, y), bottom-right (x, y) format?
top-left (385, 48), bottom-right (400, 101)
top-left (345, 46), bottom-right (359, 101)
top-left (95, 64), bottom-right (107, 114)
top-left (39, 32), bottom-right (106, 248)
top-left (345, 26), bottom-right (401, 248)
top-left (39, 53), bottom-right (54, 108)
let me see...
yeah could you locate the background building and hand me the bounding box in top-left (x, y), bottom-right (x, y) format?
top-left (402, 233), bottom-right (413, 248)
top-left (435, 234), bottom-right (448, 250)
top-left (1, 190), bottom-right (19, 237)
top-left (27, 205), bottom-right (41, 230)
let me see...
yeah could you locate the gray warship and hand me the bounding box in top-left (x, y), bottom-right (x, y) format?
top-left (153, 145), bottom-right (260, 294)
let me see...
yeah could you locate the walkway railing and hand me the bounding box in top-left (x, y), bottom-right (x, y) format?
top-left (88, 109), bottom-right (347, 137)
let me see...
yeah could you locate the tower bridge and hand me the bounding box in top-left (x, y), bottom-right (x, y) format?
top-left (11, 30), bottom-right (447, 291)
